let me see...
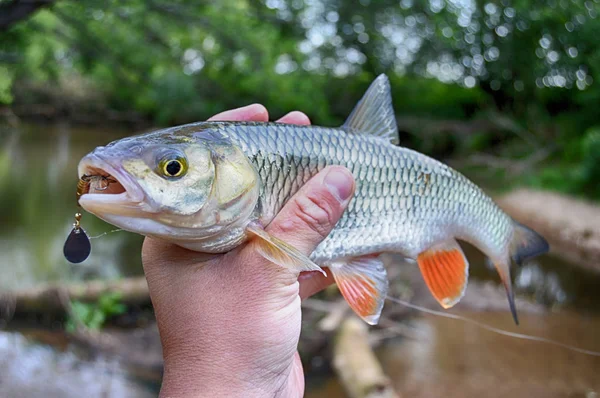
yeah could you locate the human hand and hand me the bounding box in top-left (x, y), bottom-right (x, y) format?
top-left (142, 104), bottom-right (356, 397)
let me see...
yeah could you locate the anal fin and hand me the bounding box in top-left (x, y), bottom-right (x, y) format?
top-left (327, 255), bottom-right (389, 325)
top-left (417, 239), bottom-right (469, 309)
top-left (246, 222), bottom-right (325, 275)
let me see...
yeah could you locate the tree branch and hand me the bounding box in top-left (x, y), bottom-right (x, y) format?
top-left (333, 317), bottom-right (400, 398)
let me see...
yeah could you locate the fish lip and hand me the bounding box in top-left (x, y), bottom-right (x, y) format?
top-left (77, 154), bottom-right (145, 208)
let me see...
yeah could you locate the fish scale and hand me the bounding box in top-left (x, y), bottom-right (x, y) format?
top-left (221, 122), bottom-right (512, 264)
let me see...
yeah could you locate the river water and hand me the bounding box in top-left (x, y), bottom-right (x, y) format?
top-left (1, 122), bottom-right (599, 397)
top-left (0, 122), bottom-right (144, 290)
top-left (305, 311), bottom-right (600, 397)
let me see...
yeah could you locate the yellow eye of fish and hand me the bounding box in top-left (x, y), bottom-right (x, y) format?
top-left (159, 156), bottom-right (187, 178)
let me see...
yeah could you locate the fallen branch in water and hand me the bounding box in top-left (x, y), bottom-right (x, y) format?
top-left (333, 317), bottom-right (400, 398)
top-left (1, 277), bottom-right (150, 318)
top-left (318, 299), bottom-right (349, 332)
top-left (498, 189), bottom-right (600, 272)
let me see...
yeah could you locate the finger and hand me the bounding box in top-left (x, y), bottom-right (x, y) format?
top-left (266, 165), bottom-right (355, 256)
top-left (276, 111), bottom-right (311, 125)
top-left (208, 104), bottom-right (268, 122)
top-left (298, 270), bottom-right (335, 299)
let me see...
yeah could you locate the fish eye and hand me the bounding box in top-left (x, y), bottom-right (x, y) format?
top-left (158, 155), bottom-right (188, 178)
top-left (165, 160), bottom-right (182, 176)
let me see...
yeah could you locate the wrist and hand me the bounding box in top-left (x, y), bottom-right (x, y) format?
top-left (159, 349), bottom-right (302, 398)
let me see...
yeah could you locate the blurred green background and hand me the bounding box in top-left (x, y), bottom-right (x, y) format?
top-left (1, 1), bottom-right (600, 397)
top-left (2, 0), bottom-right (600, 198)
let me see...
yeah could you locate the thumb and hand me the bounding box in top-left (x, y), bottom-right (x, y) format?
top-left (265, 166), bottom-right (355, 298)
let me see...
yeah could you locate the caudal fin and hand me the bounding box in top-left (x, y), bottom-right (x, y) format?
top-left (494, 221), bottom-right (549, 325)
top-left (510, 221), bottom-right (550, 266)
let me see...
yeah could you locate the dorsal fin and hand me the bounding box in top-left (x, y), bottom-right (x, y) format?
top-left (342, 74), bottom-right (399, 145)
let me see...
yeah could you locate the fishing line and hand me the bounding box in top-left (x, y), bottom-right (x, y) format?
top-left (88, 229), bottom-right (124, 239)
top-left (385, 295), bottom-right (600, 357)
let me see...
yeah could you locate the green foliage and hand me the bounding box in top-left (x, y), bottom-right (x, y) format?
top-left (1, 0), bottom-right (599, 199)
top-left (66, 292), bottom-right (126, 332)
top-left (391, 75), bottom-right (486, 118)
top-left (572, 128), bottom-right (600, 199)
top-left (529, 127), bottom-right (600, 200)
top-left (0, 66), bottom-right (14, 104)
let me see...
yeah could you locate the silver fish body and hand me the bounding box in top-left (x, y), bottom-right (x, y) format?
top-left (77, 75), bottom-right (548, 324)
top-left (190, 121), bottom-right (512, 265)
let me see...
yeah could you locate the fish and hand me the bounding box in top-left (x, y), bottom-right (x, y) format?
top-left (77, 74), bottom-right (549, 325)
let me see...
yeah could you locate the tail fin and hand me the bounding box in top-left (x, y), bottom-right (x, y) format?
top-left (495, 221), bottom-right (549, 325)
top-left (510, 221), bottom-right (550, 266)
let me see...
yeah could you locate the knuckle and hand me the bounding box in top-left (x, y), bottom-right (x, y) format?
top-left (292, 192), bottom-right (337, 240)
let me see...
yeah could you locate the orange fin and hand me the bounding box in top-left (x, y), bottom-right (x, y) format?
top-left (328, 255), bottom-right (388, 325)
top-left (246, 222), bottom-right (325, 275)
top-left (417, 239), bottom-right (469, 309)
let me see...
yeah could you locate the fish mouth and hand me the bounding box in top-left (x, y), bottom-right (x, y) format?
top-left (77, 154), bottom-right (146, 215)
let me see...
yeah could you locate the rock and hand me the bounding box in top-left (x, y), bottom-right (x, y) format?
top-left (0, 330), bottom-right (157, 398)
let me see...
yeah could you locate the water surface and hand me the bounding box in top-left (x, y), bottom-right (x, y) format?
top-left (0, 122), bottom-right (144, 289)
top-left (379, 311), bottom-right (600, 397)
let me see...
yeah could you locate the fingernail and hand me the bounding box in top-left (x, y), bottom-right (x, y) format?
top-left (246, 103), bottom-right (268, 118)
top-left (324, 167), bottom-right (354, 203)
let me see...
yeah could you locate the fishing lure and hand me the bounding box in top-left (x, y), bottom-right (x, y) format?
top-left (63, 175), bottom-right (116, 263)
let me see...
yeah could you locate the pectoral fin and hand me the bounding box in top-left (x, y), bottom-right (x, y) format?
top-left (246, 223), bottom-right (325, 275)
top-left (327, 255), bottom-right (389, 325)
top-left (417, 239), bottom-right (469, 309)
